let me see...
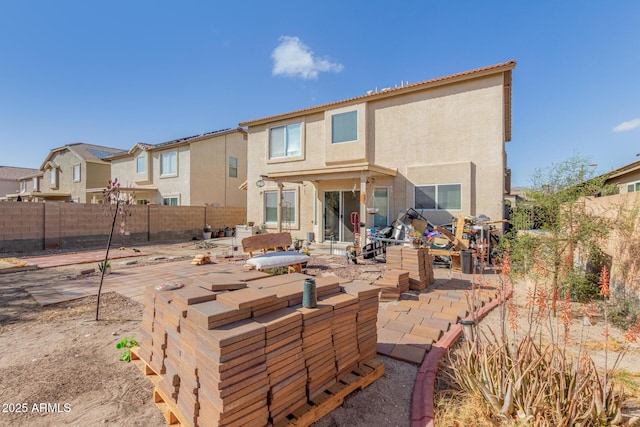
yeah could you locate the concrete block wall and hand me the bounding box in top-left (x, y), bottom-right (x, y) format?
top-left (205, 206), bottom-right (247, 231)
top-left (0, 203), bottom-right (45, 252)
top-left (0, 203), bottom-right (247, 253)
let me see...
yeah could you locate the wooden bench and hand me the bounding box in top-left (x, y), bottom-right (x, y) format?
top-left (241, 232), bottom-right (310, 273)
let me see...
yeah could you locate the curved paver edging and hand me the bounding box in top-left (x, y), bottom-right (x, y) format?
top-left (410, 282), bottom-right (513, 427)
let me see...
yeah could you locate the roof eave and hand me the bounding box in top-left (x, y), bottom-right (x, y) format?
top-left (239, 60), bottom-right (517, 128)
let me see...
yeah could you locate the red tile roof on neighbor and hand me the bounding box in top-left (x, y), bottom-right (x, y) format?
top-left (239, 60), bottom-right (516, 128)
top-left (0, 166), bottom-right (41, 181)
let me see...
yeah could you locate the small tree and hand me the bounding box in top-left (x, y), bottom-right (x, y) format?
top-left (508, 154), bottom-right (613, 313)
top-left (96, 178), bottom-right (134, 321)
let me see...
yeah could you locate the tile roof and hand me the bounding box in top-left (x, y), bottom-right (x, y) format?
top-left (66, 143), bottom-right (126, 162)
top-left (0, 166), bottom-right (41, 181)
top-left (239, 60), bottom-right (516, 127)
top-left (40, 143), bottom-right (126, 170)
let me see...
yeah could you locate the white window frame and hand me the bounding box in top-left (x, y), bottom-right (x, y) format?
top-left (160, 151), bottom-right (177, 176)
top-left (136, 153), bottom-right (147, 174)
top-left (269, 122), bottom-right (302, 160)
top-left (33, 177), bottom-right (39, 191)
top-left (626, 180), bottom-right (640, 193)
top-left (162, 195), bottom-right (180, 206)
top-left (73, 164), bottom-right (81, 182)
top-left (50, 169), bottom-right (57, 187)
top-left (20, 180), bottom-right (26, 193)
top-left (414, 183), bottom-right (462, 211)
top-left (331, 110), bottom-right (358, 144)
top-left (264, 189), bottom-right (297, 227)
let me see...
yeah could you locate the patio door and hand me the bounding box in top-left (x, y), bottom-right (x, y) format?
top-left (323, 190), bottom-right (360, 243)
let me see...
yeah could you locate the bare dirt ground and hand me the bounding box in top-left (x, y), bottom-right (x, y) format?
top-left (4, 240), bottom-right (638, 427)
top-left (0, 241), bottom-right (417, 427)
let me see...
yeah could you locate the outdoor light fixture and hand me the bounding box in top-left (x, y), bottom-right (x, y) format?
top-left (256, 179), bottom-right (265, 188)
top-left (459, 319), bottom-right (475, 342)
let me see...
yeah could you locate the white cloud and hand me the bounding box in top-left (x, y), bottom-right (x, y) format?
top-left (613, 118), bottom-right (640, 132)
top-left (271, 36), bottom-right (343, 80)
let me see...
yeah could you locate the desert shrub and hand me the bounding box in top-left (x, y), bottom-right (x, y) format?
top-left (563, 271), bottom-right (600, 303)
top-left (447, 331), bottom-right (624, 426)
top-left (609, 297), bottom-right (640, 331)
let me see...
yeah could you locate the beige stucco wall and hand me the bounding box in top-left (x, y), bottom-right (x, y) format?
top-left (370, 74), bottom-right (506, 226)
top-left (245, 73), bottom-right (509, 242)
top-left (583, 192), bottom-right (640, 296)
top-left (84, 163), bottom-right (112, 201)
top-left (42, 150), bottom-right (111, 203)
top-left (151, 146), bottom-right (191, 205)
top-left (189, 131), bottom-right (247, 207)
top-left (108, 130), bottom-right (247, 207)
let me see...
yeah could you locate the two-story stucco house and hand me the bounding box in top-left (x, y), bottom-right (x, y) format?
top-left (239, 60), bottom-right (516, 243)
top-left (103, 128), bottom-right (247, 207)
top-left (28, 143), bottom-right (126, 203)
top-left (0, 166), bottom-right (41, 201)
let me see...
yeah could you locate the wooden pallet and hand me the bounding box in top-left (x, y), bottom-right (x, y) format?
top-left (130, 347), bottom-right (384, 427)
top-left (130, 347), bottom-right (189, 427)
top-left (273, 359), bottom-right (384, 427)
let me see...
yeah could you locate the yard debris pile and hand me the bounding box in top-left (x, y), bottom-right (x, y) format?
top-left (136, 265), bottom-right (383, 426)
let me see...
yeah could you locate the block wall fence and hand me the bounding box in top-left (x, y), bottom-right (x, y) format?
top-left (0, 203), bottom-right (247, 253)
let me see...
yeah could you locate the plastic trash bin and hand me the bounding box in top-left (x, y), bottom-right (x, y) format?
top-left (460, 249), bottom-right (473, 274)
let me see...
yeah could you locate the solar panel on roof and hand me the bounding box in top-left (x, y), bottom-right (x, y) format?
top-left (87, 147), bottom-right (121, 160)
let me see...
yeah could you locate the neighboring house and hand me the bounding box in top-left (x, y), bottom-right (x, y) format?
top-left (103, 128), bottom-right (247, 207)
top-left (603, 158), bottom-right (640, 194)
top-left (0, 166), bottom-right (41, 201)
top-left (35, 143), bottom-right (126, 203)
top-left (239, 60), bottom-right (516, 243)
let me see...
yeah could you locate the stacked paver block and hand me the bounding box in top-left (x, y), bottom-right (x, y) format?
top-left (254, 307), bottom-right (306, 424)
top-left (341, 281), bottom-right (380, 365)
top-left (137, 269), bottom-right (381, 426)
top-left (321, 293), bottom-right (360, 379)
top-left (376, 269), bottom-right (410, 301)
top-left (384, 246), bottom-right (435, 290)
top-left (297, 303), bottom-right (336, 400)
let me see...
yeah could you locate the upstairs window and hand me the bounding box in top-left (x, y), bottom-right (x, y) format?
top-left (50, 169), bottom-right (57, 187)
top-left (229, 157), bottom-right (238, 178)
top-left (160, 151), bottom-right (177, 176)
top-left (136, 154), bottom-right (146, 174)
top-left (269, 123), bottom-right (301, 159)
top-left (415, 184), bottom-right (461, 210)
top-left (73, 164), bottom-right (81, 182)
top-left (20, 180), bottom-right (26, 193)
top-left (33, 177), bottom-right (39, 191)
top-left (331, 111), bottom-right (357, 144)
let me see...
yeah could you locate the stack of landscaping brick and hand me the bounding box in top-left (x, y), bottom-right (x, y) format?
top-left (375, 269), bottom-right (410, 301)
top-left (341, 281), bottom-right (380, 365)
top-left (254, 307), bottom-right (306, 424)
top-left (385, 246), bottom-right (435, 290)
top-left (136, 269), bottom-right (381, 427)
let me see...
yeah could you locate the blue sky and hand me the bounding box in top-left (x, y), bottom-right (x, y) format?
top-left (1, 1), bottom-right (639, 187)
